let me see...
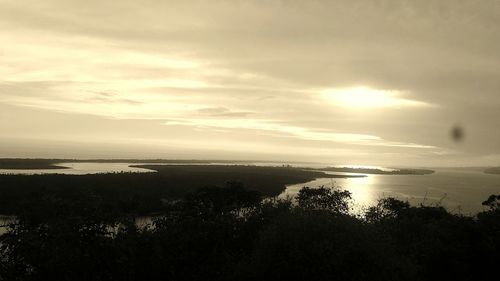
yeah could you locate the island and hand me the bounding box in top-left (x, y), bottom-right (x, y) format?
top-left (317, 167), bottom-right (435, 175)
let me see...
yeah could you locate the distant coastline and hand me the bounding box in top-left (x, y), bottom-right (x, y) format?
top-left (0, 158), bottom-right (311, 170)
top-left (484, 167), bottom-right (500, 175)
top-left (0, 159), bottom-right (69, 170)
top-left (317, 167), bottom-right (435, 175)
top-left (0, 158), bottom-right (435, 176)
top-left (131, 164), bottom-right (366, 179)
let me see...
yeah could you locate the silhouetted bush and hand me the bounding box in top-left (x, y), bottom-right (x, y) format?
top-left (297, 186), bottom-right (351, 214)
top-left (1, 185), bottom-right (499, 281)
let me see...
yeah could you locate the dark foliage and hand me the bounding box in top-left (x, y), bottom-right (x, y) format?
top-left (0, 165), bottom-right (333, 215)
top-left (296, 186), bottom-right (351, 214)
top-left (1, 183), bottom-right (499, 281)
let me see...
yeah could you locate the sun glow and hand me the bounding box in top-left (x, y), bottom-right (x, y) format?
top-left (322, 86), bottom-right (427, 109)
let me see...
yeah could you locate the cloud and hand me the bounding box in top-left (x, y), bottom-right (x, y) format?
top-left (321, 87), bottom-right (433, 109)
top-left (164, 117), bottom-right (437, 150)
top-left (197, 107), bottom-right (254, 117)
top-left (0, 0), bottom-right (499, 165)
top-left (84, 91), bottom-right (143, 105)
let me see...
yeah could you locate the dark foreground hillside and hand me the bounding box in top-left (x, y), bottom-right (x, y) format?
top-left (1, 183), bottom-right (500, 281)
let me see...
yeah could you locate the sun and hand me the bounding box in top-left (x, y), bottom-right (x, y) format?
top-left (321, 86), bottom-right (423, 109)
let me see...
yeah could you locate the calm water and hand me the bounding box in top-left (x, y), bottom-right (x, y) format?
top-left (281, 167), bottom-right (500, 214)
top-left (0, 162), bottom-right (156, 175)
top-left (1, 163), bottom-right (499, 215)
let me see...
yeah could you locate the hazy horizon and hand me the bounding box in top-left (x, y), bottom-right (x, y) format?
top-left (1, 0), bottom-right (499, 167)
top-left (0, 157), bottom-right (494, 170)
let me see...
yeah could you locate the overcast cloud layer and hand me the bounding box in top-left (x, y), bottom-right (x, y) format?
top-left (1, 0), bottom-right (499, 166)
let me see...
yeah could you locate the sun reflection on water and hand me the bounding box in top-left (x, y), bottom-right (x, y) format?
top-left (342, 176), bottom-right (378, 213)
top-left (280, 174), bottom-right (379, 214)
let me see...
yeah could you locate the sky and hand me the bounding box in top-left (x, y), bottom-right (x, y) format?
top-left (1, 0), bottom-right (499, 166)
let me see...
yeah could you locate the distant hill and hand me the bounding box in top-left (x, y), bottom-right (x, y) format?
top-left (319, 167), bottom-right (435, 175)
top-left (484, 167), bottom-right (500, 175)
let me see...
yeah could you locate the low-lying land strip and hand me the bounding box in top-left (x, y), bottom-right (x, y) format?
top-left (318, 167), bottom-right (435, 175)
top-left (485, 167), bottom-right (500, 175)
top-left (0, 159), bottom-right (69, 170)
top-left (0, 165), bottom-right (360, 216)
top-left (0, 158), bottom-right (298, 169)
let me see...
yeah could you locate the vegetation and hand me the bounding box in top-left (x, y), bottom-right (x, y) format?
top-left (319, 167), bottom-right (435, 175)
top-left (1, 183), bottom-right (499, 281)
top-left (0, 165), bottom-right (351, 215)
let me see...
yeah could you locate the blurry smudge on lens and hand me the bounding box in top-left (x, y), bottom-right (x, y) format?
top-left (451, 125), bottom-right (464, 142)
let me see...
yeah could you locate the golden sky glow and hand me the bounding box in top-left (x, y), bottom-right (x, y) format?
top-left (1, 0), bottom-right (500, 166)
top-left (322, 87), bottom-right (430, 109)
